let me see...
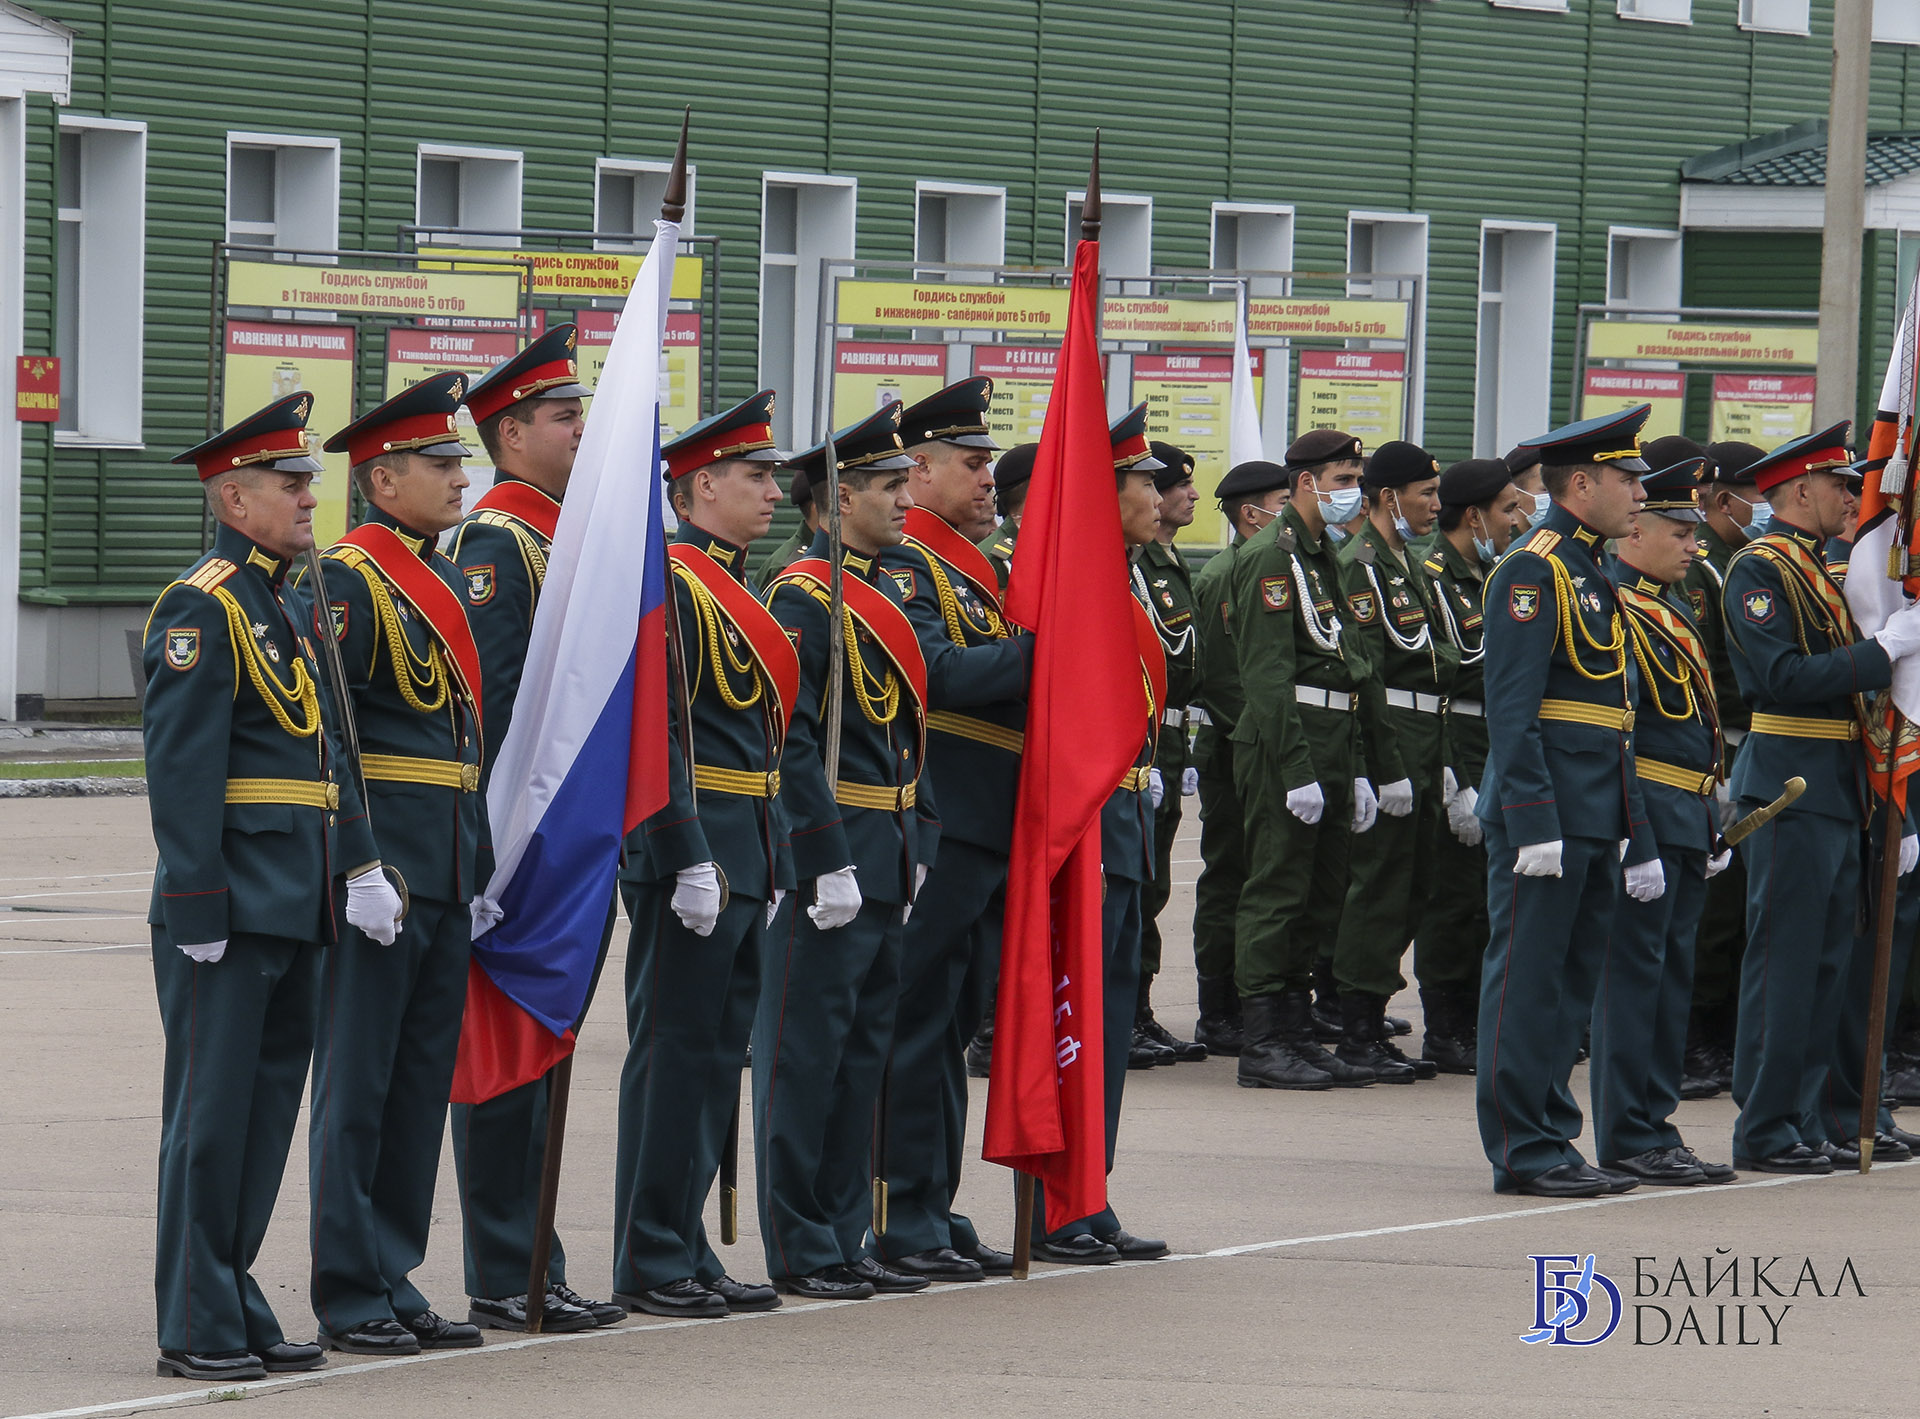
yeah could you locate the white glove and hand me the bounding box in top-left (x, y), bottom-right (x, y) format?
top-left (1903, 834), bottom-right (1919, 877)
top-left (1442, 766), bottom-right (1460, 806)
top-left (808, 865), bottom-right (863, 931)
top-left (1706, 849), bottom-right (1731, 878)
top-left (1149, 769), bottom-right (1165, 809)
top-left (1286, 782), bottom-right (1325, 825)
top-left (1377, 778), bottom-right (1415, 817)
top-left (1515, 840), bottom-right (1564, 878)
top-left (671, 861), bottom-right (723, 937)
top-left (1351, 777), bottom-right (1379, 833)
top-left (1874, 603), bottom-right (1920, 660)
top-left (178, 939), bottom-right (227, 964)
top-left (346, 867), bottom-right (403, 946)
top-left (765, 889), bottom-right (786, 929)
top-left (1181, 766), bottom-right (1199, 797)
top-left (1624, 857), bottom-right (1666, 903)
top-left (1448, 785), bottom-right (1483, 846)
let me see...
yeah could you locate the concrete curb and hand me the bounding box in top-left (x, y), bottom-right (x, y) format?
top-left (0, 777), bottom-right (147, 798)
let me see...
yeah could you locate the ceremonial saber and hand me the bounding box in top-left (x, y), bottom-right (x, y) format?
top-left (871, 1057), bottom-right (891, 1236)
top-left (1860, 753), bottom-right (1904, 1173)
top-left (1717, 776), bottom-right (1804, 851)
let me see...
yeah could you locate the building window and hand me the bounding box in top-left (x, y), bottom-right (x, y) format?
top-left (225, 133), bottom-right (339, 252)
top-left (55, 117), bottom-right (145, 444)
top-left (1065, 190), bottom-right (1151, 284)
top-left (915, 183), bottom-right (1006, 270)
top-left (1618, 0), bottom-right (1691, 20)
top-left (415, 145), bottom-right (523, 245)
top-left (1490, 0), bottom-right (1569, 11)
top-left (596, 158), bottom-right (697, 244)
top-left (758, 172), bottom-right (856, 449)
top-left (1348, 212), bottom-right (1429, 440)
top-left (1876, 0), bottom-right (1920, 44)
top-left (1211, 204), bottom-right (1294, 294)
top-left (1606, 227), bottom-right (1683, 312)
top-left (1738, 0), bottom-right (1810, 32)
top-left (1475, 224), bottom-right (1557, 458)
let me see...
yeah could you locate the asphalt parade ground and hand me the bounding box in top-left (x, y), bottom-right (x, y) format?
top-left (4, 796), bottom-right (1918, 1419)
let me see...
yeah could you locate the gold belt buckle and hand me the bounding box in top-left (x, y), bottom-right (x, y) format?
top-left (1620, 708), bottom-right (1636, 732)
top-left (461, 763), bottom-right (480, 793)
top-left (326, 782), bottom-right (341, 810)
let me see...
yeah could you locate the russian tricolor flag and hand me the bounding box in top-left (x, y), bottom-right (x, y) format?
top-left (451, 218), bottom-right (678, 1104)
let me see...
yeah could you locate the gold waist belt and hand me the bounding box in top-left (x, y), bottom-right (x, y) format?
top-left (694, 764), bottom-right (782, 797)
top-left (225, 777), bottom-right (340, 810)
top-left (1635, 757), bottom-right (1717, 797)
top-left (834, 780), bottom-right (917, 811)
top-left (362, 753), bottom-right (481, 792)
top-left (1119, 766), bottom-right (1153, 793)
top-left (926, 710), bottom-right (1025, 754)
top-left (1538, 699), bottom-right (1635, 732)
top-left (1748, 712), bottom-right (1859, 742)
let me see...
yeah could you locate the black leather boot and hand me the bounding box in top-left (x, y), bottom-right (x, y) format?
top-left (1193, 972), bottom-right (1243, 1057)
top-left (1334, 992), bottom-right (1412, 1083)
top-left (1371, 996), bottom-right (1437, 1079)
top-left (1310, 958), bottom-right (1343, 1042)
top-left (1236, 992), bottom-right (1333, 1090)
top-left (1419, 987), bottom-right (1476, 1075)
top-left (1137, 975), bottom-right (1207, 1062)
top-left (965, 1015), bottom-right (994, 1078)
top-left (1288, 988), bottom-right (1374, 1087)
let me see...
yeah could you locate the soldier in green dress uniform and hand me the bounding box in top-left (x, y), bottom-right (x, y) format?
top-left (978, 443), bottom-right (1035, 595)
top-left (756, 468), bottom-right (820, 585)
top-left (145, 396), bottom-right (387, 1383)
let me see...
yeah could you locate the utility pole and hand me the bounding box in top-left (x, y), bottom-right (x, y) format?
top-left (1816, 0), bottom-right (1871, 426)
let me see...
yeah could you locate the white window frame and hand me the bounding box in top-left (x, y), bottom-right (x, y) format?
top-left (1347, 210), bottom-right (1430, 441)
top-left (594, 156), bottom-right (698, 245)
top-left (758, 171), bottom-right (856, 449)
top-left (1875, 0), bottom-right (1920, 45)
top-left (415, 143), bottom-right (523, 246)
top-left (1209, 202), bottom-right (1295, 282)
top-left (913, 181), bottom-right (1007, 271)
top-left (1617, 0), bottom-right (1691, 22)
top-left (1738, 0), bottom-right (1810, 33)
top-left (1490, 0), bottom-right (1569, 11)
top-left (1473, 220), bottom-right (1559, 459)
top-left (224, 131), bottom-right (340, 254)
top-left (1605, 225), bottom-right (1683, 313)
top-left (54, 115), bottom-right (145, 448)
top-left (1064, 190), bottom-right (1152, 277)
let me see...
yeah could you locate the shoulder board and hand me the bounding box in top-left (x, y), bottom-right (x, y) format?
top-left (474, 510), bottom-right (535, 535)
top-left (181, 558), bottom-right (238, 594)
top-left (1422, 554), bottom-right (1445, 577)
top-left (1353, 538), bottom-right (1377, 566)
top-left (1520, 528), bottom-right (1562, 557)
top-left (323, 543), bottom-right (372, 573)
top-left (1273, 526), bottom-right (1297, 554)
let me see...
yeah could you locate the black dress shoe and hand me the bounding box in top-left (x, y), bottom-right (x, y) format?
top-left (1670, 1145), bottom-right (1736, 1183)
top-left (1883, 1124), bottom-right (1920, 1151)
top-left (965, 1026), bottom-right (993, 1079)
top-left (1384, 1012), bottom-right (1412, 1037)
top-left (1678, 1071), bottom-right (1722, 1100)
top-left (774, 1269), bottom-right (876, 1300)
top-left (1033, 1234), bottom-right (1120, 1265)
top-left (156, 1349), bottom-right (266, 1381)
top-left (321, 1319), bottom-right (420, 1356)
top-left (1734, 1144), bottom-right (1832, 1175)
top-left (888, 1246), bottom-right (986, 1282)
top-left (1127, 1029), bottom-right (1172, 1069)
top-left (844, 1256), bottom-right (931, 1293)
top-left (1602, 1147), bottom-right (1706, 1186)
top-left (1591, 1166), bottom-right (1640, 1194)
top-left (549, 1283), bottom-right (629, 1327)
top-left (403, 1309), bottom-right (483, 1350)
top-left (259, 1341), bottom-right (326, 1373)
top-left (1514, 1163), bottom-right (1610, 1198)
top-left (1138, 1010), bottom-right (1209, 1062)
top-left (1095, 1227), bottom-right (1170, 1260)
top-left (468, 1292), bottom-right (596, 1333)
top-left (613, 1277), bottom-right (729, 1318)
top-left (709, 1275), bottom-right (782, 1312)
top-left (967, 1242), bottom-right (1016, 1276)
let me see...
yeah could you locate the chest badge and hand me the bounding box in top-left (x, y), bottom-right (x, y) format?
top-left (164, 628), bottom-right (200, 671)
top-left (1580, 589), bottom-right (1604, 614)
top-left (251, 620), bottom-right (281, 664)
top-left (1349, 590), bottom-right (1378, 623)
top-left (465, 565), bottom-right (496, 605)
top-left (1509, 585), bottom-right (1541, 622)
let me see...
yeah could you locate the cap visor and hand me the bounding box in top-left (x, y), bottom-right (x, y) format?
top-left (741, 447), bottom-right (789, 463)
top-left (861, 453), bottom-right (918, 472)
top-left (1132, 454), bottom-right (1168, 472)
top-left (1646, 505), bottom-right (1705, 523)
top-left (949, 432), bottom-right (1002, 450)
top-left (1616, 457), bottom-right (1650, 473)
top-left (267, 453), bottom-right (327, 475)
top-left (538, 381), bottom-right (594, 401)
top-left (416, 439), bottom-right (474, 459)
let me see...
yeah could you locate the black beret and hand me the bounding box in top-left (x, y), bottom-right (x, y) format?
top-left (1148, 441), bottom-right (1195, 491)
top-left (1705, 440), bottom-right (1765, 486)
top-left (1504, 443), bottom-right (1543, 476)
top-left (1217, 460), bottom-right (1289, 502)
top-left (1363, 439), bottom-right (1441, 490)
top-left (788, 469), bottom-right (813, 510)
top-left (992, 443), bottom-right (1039, 496)
top-left (1439, 458), bottom-right (1516, 509)
top-left (1285, 428), bottom-right (1363, 470)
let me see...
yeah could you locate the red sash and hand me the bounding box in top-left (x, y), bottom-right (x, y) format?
top-left (334, 523), bottom-right (484, 723)
top-left (473, 479), bottom-right (562, 542)
top-left (777, 557), bottom-right (931, 761)
top-left (668, 542), bottom-right (800, 733)
top-left (1133, 597), bottom-right (1168, 741)
top-left (904, 507), bottom-right (1004, 612)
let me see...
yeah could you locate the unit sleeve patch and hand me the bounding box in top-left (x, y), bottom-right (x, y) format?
top-left (1742, 589), bottom-right (1775, 624)
top-left (1261, 576), bottom-right (1293, 612)
top-left (328, 602), bottom-right (349, 640)
top-left (1508, 585), bottom-right (1541, 622)
top-left (164, 628), bottom-right (200, 671)
top-left (464, 564), bottom-right (496, 605)
top-left (888, 569), bottom-right (917, 601)
top-left (1347, 590), bottom-right (1378, 623)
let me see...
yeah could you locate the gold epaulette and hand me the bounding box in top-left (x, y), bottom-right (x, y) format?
top-left (323, 543), bottom-right (370, 572)
top-left (1520, 528), bottom-right (1562, 557)
top-left (182, 558), bottom-right (238, 594)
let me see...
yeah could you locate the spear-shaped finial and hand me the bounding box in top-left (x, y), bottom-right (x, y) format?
top-left (661, 107), bottom-right (691, 224)
top-left (1080, 130), bottom-right (1102, 244)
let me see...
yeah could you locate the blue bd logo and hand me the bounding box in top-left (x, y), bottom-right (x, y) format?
top-left (1522, 1254), bottom-right (1623, 1346)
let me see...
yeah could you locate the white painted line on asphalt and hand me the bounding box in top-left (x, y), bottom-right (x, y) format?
top-left (0, 886), bottom-right (149, 902)
top-left (0, 871), bottom-right (149, 885)
top-left (13, 1160), bottom-right (1907, 1419)
top-left (0, 941), bottom-right (147, 956)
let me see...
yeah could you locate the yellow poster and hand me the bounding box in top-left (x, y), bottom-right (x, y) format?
top-left (833, 279), bottom-right (1237, 342)
top-left (417, 246), bottom-right (703, 302)
top-left (1710, 374), bottom-right (1817, 450)
top-left (222, 320), bottom-right (357, 547)
top-left (976, 346), bottom-right (1059, 447)
top-left (1587, 320), bottom-right (1818, 367)
top-left (1246, 297), bottom-right (1409, 342)
top-left (831, 342), bottom-right (948, 422)
top-left (1131, 350), bottom-right (1267, 548)
top-left (1581, 369), bottom-right (1686, 440)
top-left (576, 309), bottom-right (702, 442)
top-left (384, 327), bottom-right (522, 508)
top-left (1101, 295), bottom-right (1238, 343)
top-left (1295, 350), bottom-right (1404, 445)
top-left (228, 259), bottom-right (523, 321)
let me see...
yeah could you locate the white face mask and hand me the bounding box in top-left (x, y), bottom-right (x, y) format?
top-left (1318, 487), bottom-right (1364, 527)
top-left (1731, 492), bottom-right (1772, 541)
top-left (1528, 490), bottom-right (1552, 528)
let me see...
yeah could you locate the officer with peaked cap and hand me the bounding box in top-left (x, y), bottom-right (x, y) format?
top-left (1134, 441), bottom-right (1207, 1066)
top-left (1475, 405), bottom-right (1655, 1198)
top-left (754, 403), bottom-right (939, 1299)
top-left (1187, 460), bottom-right (1290, 1056)
top-left (145, 396), bottom-right (382, 1382)
top-left (1722, 423), bottom-right (1920, 1173)
top-left (1591, 443), bottom-right (1735, 1187)
top-left (1411, 458), bottom-right (1531, 1074)
top-left (304, 372), bottom-right (485, 1355)
top-left (446, 324), bottom-right (623, 1334)
top-left (875, 379), bottom-right (1027, 1282)
top-left (612, 391), bottom-right (794, 1318)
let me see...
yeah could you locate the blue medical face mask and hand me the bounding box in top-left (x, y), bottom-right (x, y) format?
top-left (1735, 493), bottom-right (1772, 540)
top-left (1387, 491), bottom-right (1414, 542)
top-left (1471, 512), bottom-right (1498, 566)
top-left (1528, 490), bottom-right (1552, 529)
top-left (1318, 486), bottom-right (1365, 528)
